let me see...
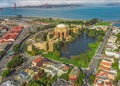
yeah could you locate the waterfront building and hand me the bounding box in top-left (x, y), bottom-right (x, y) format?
top-left (54, 24), bottom-right (69, 39)
top-left (33, 41), bottom-right (48, 51)
top-left (26, 24), bottom-right (80, 52)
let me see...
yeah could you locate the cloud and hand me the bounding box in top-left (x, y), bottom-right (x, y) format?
top-left (0, 0), bottom-right (120, 7)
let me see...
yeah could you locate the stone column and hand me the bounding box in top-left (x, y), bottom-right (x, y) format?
top-left (60, 32), bottom-right (63, 39)
top-left (64, 31), bottom-right (69, 38)
top-left (55, 32), bottom-right (58, 38)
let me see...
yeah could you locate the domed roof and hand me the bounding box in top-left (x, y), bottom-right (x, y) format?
top-left (57, 24), bottom-right (66, 28)
top-left (5, 19), bottom-right (9, 21)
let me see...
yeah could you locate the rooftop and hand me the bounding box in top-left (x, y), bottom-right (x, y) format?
top-left (69, 67), bottom-right (80, 76)
top-left (52, 79), bottom-right (71, 86)
top-left (101, 61), bottom-right (112, 67)
top-left (99, 65), bottom-right (111, 71)
top-left (0, 26), bottom-right (24, 43)
top-left (20, 71), bottom-right (28, 77)
top-left (0, 42), bottom-right (9, 50)
top-left (1, 80), bottom-right (14, 86)
top-left (57, 24), bottom-right (66, 28)
top-left (33, 56), bottom-right (43, 63)
top-left (94, 71), bottom-right (113, 86)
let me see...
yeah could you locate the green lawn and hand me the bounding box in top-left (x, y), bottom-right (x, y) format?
top-left (95, 22), bottom-right (111, 26)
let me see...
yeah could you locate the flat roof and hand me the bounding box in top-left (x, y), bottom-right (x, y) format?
top-left (0, 42), bottom-right (9, 50)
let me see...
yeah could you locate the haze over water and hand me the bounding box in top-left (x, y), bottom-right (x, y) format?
top-left (0, 5), bottom-right (120, 20)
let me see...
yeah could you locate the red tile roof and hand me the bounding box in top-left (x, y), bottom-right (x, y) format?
top-left (101, 61), bottom-right (111, 67)
top-left (8, 38), bottom-right (12, 41)
top-left (99, 66), bottom-right (111, 71)
top-left (33, 56), bottom-right (43, 64)
top-left (94, 71), bottom-right (113, 86)
top-left (0, 26), bottom-right (24, 43)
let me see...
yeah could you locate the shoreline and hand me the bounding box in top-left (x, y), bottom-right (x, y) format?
top-left (0, 15), bottom-right (118, 22)
top-left (0, 15), bottom-right (86, 21)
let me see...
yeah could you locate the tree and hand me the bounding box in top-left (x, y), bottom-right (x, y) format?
top-left (53, 51), bottom-right (60, 57)
top-left (30, 50), bottom-right (36, 56)
top-left (97, 35), bottom-right (103, 42)
top-left (22, 43), bottom-right (27, 52)
top-left (13, 44), bottom-right (20, 52)
top-left (60, 68), bottom-right (72, 80)
top-left (41, 32), bottom-right (47, 41)
top-left (0, 50), bottom-right (4, 55)
top-left (88, 43), bottom-right (95, 49)
top-left (54, 41), bottom-right (63, 51)
top-left (89, 30), bottom-right (96, 37)
top-left (78, 70), bottom-right (85, 85)
top-left (70, 30), bottom-right (78, 39)
top-left (28, 80), bottom-right (41, 86)
top-left (49, 34), bottom-right (53, 39)
top-left (89, 75), bottom-right (95, 84)
top-left (116, 33), bottom-right (120, 41)
top-left (97, 30), bottom-right (105, 36)
top-left (7, 55), bottom-right (25, 69)
top-left (2, 68), bottom-right (10, 78)
top-left (86, 18), bottom-right (99, 25)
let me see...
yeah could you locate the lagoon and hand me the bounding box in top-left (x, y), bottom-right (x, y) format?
top-left (61, 33), bottom-right (96, 58)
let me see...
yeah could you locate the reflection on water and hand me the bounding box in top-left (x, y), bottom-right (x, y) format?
top-left (60, 33), bottom-right (96, 58)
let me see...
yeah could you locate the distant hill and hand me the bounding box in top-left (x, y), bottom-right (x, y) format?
top-left (104, 3), bottom-right (120, 6)
top-left (17, 4), bottom-right (84, 8)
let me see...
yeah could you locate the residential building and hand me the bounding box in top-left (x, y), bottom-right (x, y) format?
top-left (0, 26), bottom-right (24, 43)
top-left (32, 56), bottom-right (45, 67)
top-left (1, 80), bottom-right (15, 86)
top-left (99, 59), bottom-right (113, 72)
top-left (69, 67), bottom-right (80, 81)
top-left (41, 62), bottom-right (69, 77)
top-left (52, 79), bottom-right (72, 86)
top-left (20, 71), bottom-right (28, 78)
top-left (114, 52), bottom-right (120, 58)
top-left (94, 71), bottom-right (113, 86)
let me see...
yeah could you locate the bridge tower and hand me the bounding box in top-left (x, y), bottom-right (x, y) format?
top-left (45, 2), bottom-right (48, 8)
top-left (14, 1), bottom-right (16, 10)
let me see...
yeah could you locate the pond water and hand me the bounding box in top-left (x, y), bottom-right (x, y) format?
top-left (113, 23), bottom-right (120, 28)
top-left (60, 33), bottom-right (97, 58)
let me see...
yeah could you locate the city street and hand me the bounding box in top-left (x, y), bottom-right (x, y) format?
top-left (0, 24), bottom-right (54, 83)
top-left (0, 27), bottom-right (30, 74)
top-left (83, 27), bottom-right (112, 86)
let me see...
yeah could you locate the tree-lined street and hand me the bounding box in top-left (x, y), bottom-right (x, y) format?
top-left (83, 27), bottom-right (112, 86)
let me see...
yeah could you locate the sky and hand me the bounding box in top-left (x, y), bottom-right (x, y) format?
top-left (0, 0), bottom-right (120, 7)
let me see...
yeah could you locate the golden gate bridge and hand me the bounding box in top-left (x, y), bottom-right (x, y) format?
top-left (0, 0), bottom-right (16, 12)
